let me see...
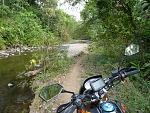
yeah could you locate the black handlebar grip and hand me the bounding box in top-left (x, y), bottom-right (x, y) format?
top-left (65, 105), bottom-right (76, 113)
top-left (124, 69), bottom-right (140, 78)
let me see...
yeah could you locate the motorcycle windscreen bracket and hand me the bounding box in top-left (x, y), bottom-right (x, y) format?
top-left (90, 78), bottom-right (105, 92)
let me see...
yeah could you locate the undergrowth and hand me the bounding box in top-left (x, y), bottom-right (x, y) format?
top-left (32, 56), bottom-right (74, 84)
top-left (29, 53), bottom-right (74, 112)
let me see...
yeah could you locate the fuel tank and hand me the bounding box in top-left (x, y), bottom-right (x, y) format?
top-left (87, 101), bottom-right (124, 113)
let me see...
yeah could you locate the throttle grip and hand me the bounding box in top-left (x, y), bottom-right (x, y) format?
top-left (124, 68), bottom-right (140, 78)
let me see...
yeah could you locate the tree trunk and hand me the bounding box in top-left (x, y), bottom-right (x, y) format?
top-left (3, 0), bottom-right (4, 6)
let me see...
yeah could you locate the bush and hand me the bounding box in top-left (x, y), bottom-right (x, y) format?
top-left (83, 47), bottom-right (149, 112)
top-left (0, 36), bottom-right (6, 49)
top-left (0, 5), bottom-right (12, 17)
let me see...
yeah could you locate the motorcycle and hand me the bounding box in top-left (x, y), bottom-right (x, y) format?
top-left (39, 44), bottom-right (140, 113)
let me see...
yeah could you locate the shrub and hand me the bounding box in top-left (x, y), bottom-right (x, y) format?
top-left (0, 36), bottom-right (6, 49)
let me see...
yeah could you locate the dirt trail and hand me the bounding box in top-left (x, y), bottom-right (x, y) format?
top-left (60, 56), bottom-right (84, 103)
top-left (29, 56), bottom-right (86, 113)
top-left (29, 41), bottom-right (88, 113)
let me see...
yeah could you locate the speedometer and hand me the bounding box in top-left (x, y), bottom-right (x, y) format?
top-left (84, 78), bottom-right (98, 90)
top-left (90, 78), bottom-right (105, 91)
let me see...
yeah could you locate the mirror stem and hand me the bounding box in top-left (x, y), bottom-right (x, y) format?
top-left (62, 89), bottom-right (75, 95)
top-left (118, 55), bottom-right (127, 71)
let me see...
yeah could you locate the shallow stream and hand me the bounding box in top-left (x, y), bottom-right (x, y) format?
top-left (0, 52), bottom-right (34, 113)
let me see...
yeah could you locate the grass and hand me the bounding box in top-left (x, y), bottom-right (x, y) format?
top-left (83, 52), bottom-right (150, 113)
top-left (31, 56), bottom-right (74, 83)
top-left (29, 55), bottom-right (74, 112)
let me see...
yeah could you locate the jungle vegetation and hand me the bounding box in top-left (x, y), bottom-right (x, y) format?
top-left (0, 0), bottom-right (78, 81)
top-left (0, 0), bottom-right (78, 49)
top-left (69, 0), bottom-right (150, 112)
top-left (0, 0), bottom-right (149, 112)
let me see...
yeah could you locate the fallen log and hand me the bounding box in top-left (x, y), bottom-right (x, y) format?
top-left (24, 68), bottom-right (44, 77)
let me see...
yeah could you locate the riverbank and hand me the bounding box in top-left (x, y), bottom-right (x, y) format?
top-left (29, 55), bottom-right (85, 113)
top-left (0, 46), bottom-right (38, 59)
top-left (29, 41), bottom-right (89, 113)
top-left (0, 40), bottom-right (90, 59)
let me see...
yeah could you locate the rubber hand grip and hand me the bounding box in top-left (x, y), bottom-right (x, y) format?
top-left (65, 105), bottom-right (76, 113)
top-left (124, 69), bottom-right (140, 77)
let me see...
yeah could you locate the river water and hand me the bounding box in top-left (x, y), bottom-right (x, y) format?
top-left (0, 52), bottom-right (34, 113)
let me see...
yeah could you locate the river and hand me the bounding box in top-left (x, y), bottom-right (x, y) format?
top-left (0, 41), bottom-right (89, 113)
top-left (0, 52), bottom-right (34, 113)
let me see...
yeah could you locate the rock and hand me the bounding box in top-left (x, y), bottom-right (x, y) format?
top-left (35, 65), bottom-right (41, 68)
top-left (0, 46), bottom-right (39, 58)
top-left (8, 83), bottom-right (13, 87)
top-left (1, 52), bottom-right (9, 56)
top-left (9, 53), bottom-right (15, 56)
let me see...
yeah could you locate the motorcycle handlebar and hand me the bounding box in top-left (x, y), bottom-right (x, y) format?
top-left (58, 68), bottom-right (140, 113)
top-left (65, 105), bottom-right (76, 113)
top-left (124, 68), bottom-right (140, 78)
top-left (110, 68), bottom-right (140, 84)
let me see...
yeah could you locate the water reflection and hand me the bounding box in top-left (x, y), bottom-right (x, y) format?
top-left (40, 84), bottom-right (63, 102)
top-left (0, 52), bottom-right (34, 113)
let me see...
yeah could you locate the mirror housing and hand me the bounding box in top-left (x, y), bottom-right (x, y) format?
top-left (39, 84), bottom-right (63, 102)
top-left (118, 44), bottom-right (139, 71)
top-left (125, 44), bottom-right (139, 56)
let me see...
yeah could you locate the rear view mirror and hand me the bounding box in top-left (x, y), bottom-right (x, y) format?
top-left (125, 44), bottom-right (139, 56)
top-left (39, 84), bottom-right (63, 102)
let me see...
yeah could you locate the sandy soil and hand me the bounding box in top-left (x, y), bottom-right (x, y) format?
top-left (59, 56), bottom-right (84, 103)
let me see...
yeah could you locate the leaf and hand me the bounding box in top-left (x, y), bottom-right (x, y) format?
top-left (143, 61), bottom-right (150, 68)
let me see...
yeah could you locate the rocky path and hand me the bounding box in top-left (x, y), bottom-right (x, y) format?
top-left (63, 43), bottom-right (89, 57)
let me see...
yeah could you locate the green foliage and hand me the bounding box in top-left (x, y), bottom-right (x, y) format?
top-left (73, 0), bottom-right (149, 54)
top-left (0, 5), bottom-right (12, 17)
top-left (83, 52), bottom-right (150, 112)
top-left (112, 79), bottom-right (150, 113)
top-left (0, 0), bottom-right (78, 49)
top-left (130, 61), bottom-right (145, 70)
top-left (40, 0), bottom-right (57, 9)
top-left (21, 109), bottom-right (27, 113)
top-left (0, 10), bottom-right (44, 47)
top-left (75, 1), bottom-right (150, 110)
top-left (33, 56), bottom-right (74, 83)
top-left (0, 35), bottom-right (6, 49)
top-left (67, 0), bottom-right (150, 112)
top-left (129, 60), bottom-right (150, 98)
top-left (134, 0), bottom-right (150, 21)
